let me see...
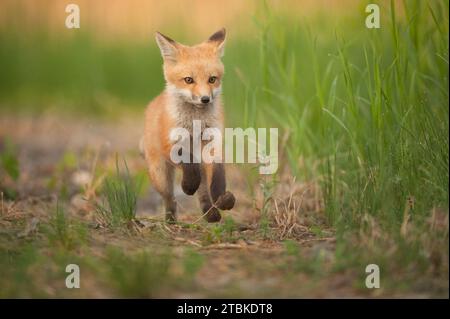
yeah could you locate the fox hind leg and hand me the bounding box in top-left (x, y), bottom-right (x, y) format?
top-left (148, 157), bottom-right (177, 222)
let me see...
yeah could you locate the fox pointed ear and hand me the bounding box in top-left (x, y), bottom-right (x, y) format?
top-left (207, 28), bottom-right (226, 57)
top-left (155, 32), bottom-right (178, 62)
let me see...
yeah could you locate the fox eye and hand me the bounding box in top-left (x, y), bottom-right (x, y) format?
top-left (184, 77), bottom-right (194, 84)
top-left (208, 76), bottom-right (217, 84)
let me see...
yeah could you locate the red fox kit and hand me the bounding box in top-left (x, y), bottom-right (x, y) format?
top-left (141, 28), bottom-right (235, 222)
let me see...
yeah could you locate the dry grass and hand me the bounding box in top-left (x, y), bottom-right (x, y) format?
top-left (270, 179), bottom-right (315, 240)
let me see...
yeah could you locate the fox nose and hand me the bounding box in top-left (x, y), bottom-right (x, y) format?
top-left (200, 96), bottom-right (210, 104)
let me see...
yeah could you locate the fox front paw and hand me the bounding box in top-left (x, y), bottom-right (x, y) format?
top-left (215, 191), bottom-right (235, 210)
top-left (181, 179), bottom-right (200, 195)
top-left (181, 164), bottom-right (201, 195)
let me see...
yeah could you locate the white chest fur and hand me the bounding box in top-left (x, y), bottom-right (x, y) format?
top-left (167, 99), bottom-right (221, 134)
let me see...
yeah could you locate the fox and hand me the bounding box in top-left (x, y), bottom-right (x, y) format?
top-left (140, 28), bottom-right (235, 223)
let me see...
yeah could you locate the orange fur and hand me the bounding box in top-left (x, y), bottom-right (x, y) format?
top-left (142, 28), bottom-right (234, 222)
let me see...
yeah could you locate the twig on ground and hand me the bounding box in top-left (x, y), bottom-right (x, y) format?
top-left (201, 243), bottom-right (247, 250)
top-left (173, 237), bottom-right (202, 247)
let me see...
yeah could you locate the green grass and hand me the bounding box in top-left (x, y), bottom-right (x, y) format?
top-left (45, 202), bottom-right (87, 250)
top-left (96, 157), bottom-right (141, 227)
top-left (203, 216), bottom-right (238, 243)
top-left (46, 151), bottom-right (78, 200)
top-left (106, 247), bottom-right (172, 297)
top-left (0, 230), bottom-right (206, 297)
top-left (283, 240), bottom-right (326, 276)
top-left (0, 137), bottom-right (20, 199)
top-left (0, 138), bottom-right (19, 181)
top-left (249, 1), bottom-right (449, 232)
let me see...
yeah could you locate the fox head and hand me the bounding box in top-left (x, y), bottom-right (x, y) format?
top-left (155, 28), bottom-right (226, 108)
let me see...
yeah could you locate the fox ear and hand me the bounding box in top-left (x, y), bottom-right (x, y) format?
top-left (207, 28), bottom-right (226, 57)
top-left (155, 32), bottom-right (178, 62)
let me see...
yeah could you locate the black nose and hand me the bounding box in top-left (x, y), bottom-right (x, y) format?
top-left (200, 96), bottom-right (210, 104)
